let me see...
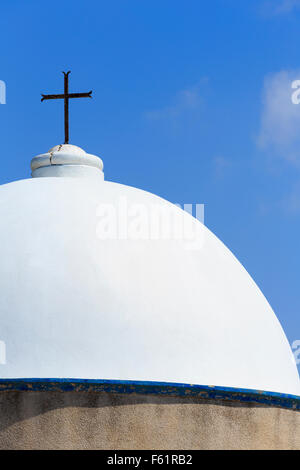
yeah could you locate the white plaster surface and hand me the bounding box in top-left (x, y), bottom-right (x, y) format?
top-left (31, 144), bottom-right (103, 179)
top-left (0, 175), bottom-right (298, 395)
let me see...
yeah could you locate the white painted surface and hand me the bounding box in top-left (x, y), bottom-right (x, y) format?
top-left (0, 176), bottom-right (299, 395)
top-left (31, 144), bottom-right (104, 179)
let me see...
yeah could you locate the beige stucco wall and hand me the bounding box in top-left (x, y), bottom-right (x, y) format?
top-left (0, 390), bottom-right (299, 450)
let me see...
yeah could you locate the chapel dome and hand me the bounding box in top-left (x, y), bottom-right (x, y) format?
top-left (0, 145), bottom-right (299, 396)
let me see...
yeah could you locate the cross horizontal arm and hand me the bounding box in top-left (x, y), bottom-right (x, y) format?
top-left (41, 91), bottom-right (92, 102)
top-left (41, 93), bottom-right (65, 101)
top-left (67, 91), bottom-right (92, 99)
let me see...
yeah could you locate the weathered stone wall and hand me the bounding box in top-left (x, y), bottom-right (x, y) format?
top-left (0, 391), bottom-right (299, 449)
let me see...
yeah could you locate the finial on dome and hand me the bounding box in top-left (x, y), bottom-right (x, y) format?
top-left (31, 144), bottom-right (104, 179)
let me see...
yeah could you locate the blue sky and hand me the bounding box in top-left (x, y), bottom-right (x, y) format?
top-left (0, 0), bottom-right (300, 369)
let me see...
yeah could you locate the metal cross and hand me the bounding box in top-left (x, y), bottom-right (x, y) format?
top-left (41, 71), bottom-right (92, 144)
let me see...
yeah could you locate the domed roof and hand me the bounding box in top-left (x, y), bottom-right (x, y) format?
top-left (0, 145), bottom-right (299, 396)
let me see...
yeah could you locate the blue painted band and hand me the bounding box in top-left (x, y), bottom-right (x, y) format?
top-left (0, 378), bottom-right (299, 411)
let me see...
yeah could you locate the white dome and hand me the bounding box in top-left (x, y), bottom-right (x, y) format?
top-left (0, 147), bottom-right (299, 395)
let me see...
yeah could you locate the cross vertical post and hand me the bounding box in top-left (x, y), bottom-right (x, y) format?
top-left (64, 71), bottom-right (70, 144)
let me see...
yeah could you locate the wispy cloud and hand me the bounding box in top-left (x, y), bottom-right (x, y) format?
top-left (262, 0), bottom-right (300, 15)
top-left (213, 156), bottom-right (232, 180)
top-left (258, 186), bottom-right (300, 215)
top-left (283, 181), bottom-right (300, 213)
top-left (258, 70), bottom-right (300, 214)
top-left (274, 0), bottom-right (300, 13)
top-left (145, 80), bottom-right (207, 120)
top-left (257, 69), bottom-right (300, 166)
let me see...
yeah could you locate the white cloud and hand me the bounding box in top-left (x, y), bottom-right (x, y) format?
top-left (145, 80), bottom-right (206, 120)
top-left (257, 69), bottom-right (300, 166)
top-left (274, 0), bottom-right (300, 13)
top-left (282, 181), bottom-right (300, 213)
top-left (263, 0), bottom-right (300, 15)
top-left (213, 156), bottom-right (232, 179)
